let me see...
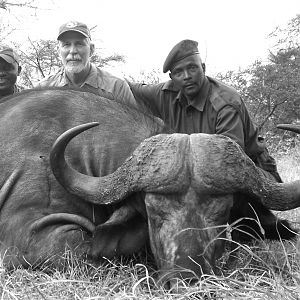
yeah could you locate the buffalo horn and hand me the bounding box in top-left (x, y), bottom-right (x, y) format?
top-left (189, 134), bottom-right (300, 211)
top-left (277, 124), bottom-right (300, 134)
top-left (50, 123), bottom-right (190, 205)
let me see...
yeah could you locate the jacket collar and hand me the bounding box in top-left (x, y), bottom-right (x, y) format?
top-left (164, 76), bottom-right (211, 111)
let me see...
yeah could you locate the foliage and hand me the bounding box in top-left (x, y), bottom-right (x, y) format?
top-left (0, 0), bottom-right (38, 10)
top-left (0, 1), bottom-right (43, 40)
top-left (15, 39), bottom-right (60, 87)
top-left (217, 15), bottom-right (300, 152)
top-left (127, 68), bottom-right (162, 84)
top-left (91, 53), bottom-right (125, 68)
top-left (268, 14), bottom-right (300, 51)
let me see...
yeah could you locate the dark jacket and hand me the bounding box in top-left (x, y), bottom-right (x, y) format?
top-left (129, 76), bottom-right (281, 181)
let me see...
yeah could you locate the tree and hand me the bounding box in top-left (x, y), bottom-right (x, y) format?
top-left (91, 53), bottom-right (125, 68)
top-left (0, 0), bottom-right (38, 10)
top-left (16, 39), bottom-right (60, 87)
top-left (217, 15), bottom-right (300, 152)
top-left (0, 1), bottom-right (44, 39)
top-left (126, 68), bottom-right (162, 84)
top-left (268, 14), bottom-right (300, 51)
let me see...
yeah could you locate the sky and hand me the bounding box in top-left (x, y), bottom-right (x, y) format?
top-left (2, 0), bottom-right (300, 80)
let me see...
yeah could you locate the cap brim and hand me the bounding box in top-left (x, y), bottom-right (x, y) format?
top-left (0, 54), bottom-right (16, 64)
top-left (57, 29), bottom-right (90, 40)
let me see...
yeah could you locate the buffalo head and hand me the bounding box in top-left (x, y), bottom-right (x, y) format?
top-left (50, 122), bottom-right (300, 282)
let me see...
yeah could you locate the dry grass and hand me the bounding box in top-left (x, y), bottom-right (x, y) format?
top-left (275, 147), bottom-right (300, 225)
top-left (1, 244), bottom-right (300, 299)
top-left (1, 150), bottom-right (300, 299)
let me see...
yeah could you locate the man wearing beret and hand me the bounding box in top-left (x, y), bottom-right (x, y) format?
top-left (0, 46), bottom-right (23, 99)
top-left (37, 21), bottom-right (136, 106)
top-left (129, 39), bottom-right (293, 243)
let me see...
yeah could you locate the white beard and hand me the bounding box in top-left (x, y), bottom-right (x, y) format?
top-left (65, 61), bottom-right (86, 74)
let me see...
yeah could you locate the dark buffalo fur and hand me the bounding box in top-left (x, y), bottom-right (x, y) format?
top-left (0, 86), bottom-right (171, 134)
top-left (229, 193), bottom-right (297, 242)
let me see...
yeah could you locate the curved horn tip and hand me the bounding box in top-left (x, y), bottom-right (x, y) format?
top-left (54, 122), bottom-right (99, 145)
top-left (75, 122), bottom-right (100, 131)
top-left (277, 123), bottom-right (300, 134)
top-left (277, 123), bottom-right (291, 129)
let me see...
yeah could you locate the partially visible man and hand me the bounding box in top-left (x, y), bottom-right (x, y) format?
top-left (37, 21), bottom-right (136, 106)
top-left (0, 46), bottom-right (22, 99)
top-left (129, 39), bottom-right (295, 243)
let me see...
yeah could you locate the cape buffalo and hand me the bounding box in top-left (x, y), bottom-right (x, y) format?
top-left (0, 88), bottom-right (299, 283)
top-left (51, 121), bottom-right (300, 280)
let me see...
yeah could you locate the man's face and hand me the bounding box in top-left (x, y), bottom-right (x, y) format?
top-left (170, 55), bottom-right (205, 100)
top-left (58, 31), bottom-right (94, 74)
top-left (0, 58), bottom-right (19, 91)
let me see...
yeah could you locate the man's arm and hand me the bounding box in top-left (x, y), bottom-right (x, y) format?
top-left (127, 82), bottom-right (163, 117)
top-left (217, 104), bottom-right (282, 182)
top-left (215, 105), bottom-right (245, 149)
top-left (114, 80), bottom-right (139, 107)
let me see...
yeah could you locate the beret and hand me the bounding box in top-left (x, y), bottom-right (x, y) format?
top-left (57, 20), bottom-right (91, 40)
top-left (0, 45), bottom-right (19, 65)
top-left (163, 39), bottom-right (199, 73)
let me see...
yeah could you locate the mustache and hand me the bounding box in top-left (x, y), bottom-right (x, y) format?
top-left (66, 55), bottom-right (82, 61)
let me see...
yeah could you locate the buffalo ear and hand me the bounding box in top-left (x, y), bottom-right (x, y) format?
top-left (89, 214), bottom-right (147, 258)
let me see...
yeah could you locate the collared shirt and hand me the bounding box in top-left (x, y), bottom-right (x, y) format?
top-left (36, 64), bottom-right (137, 107)
top-left (129, 76), bottom-right (265, 161)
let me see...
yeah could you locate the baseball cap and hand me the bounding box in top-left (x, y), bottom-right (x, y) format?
top-left (57, 20), bottom-right (91, 40)
top-left (0, 46), bottom-right (19, 65)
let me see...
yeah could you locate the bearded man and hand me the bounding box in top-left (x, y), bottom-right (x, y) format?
top-left (36, 20), bottom-right (136, 106)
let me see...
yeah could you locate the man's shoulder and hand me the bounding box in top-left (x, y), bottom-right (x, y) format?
top-left (162, 80), bottom-right (179, 92)
top-left (35, 70), bottom-right (63, 88)
top-left (131, 80), bottom-right (178, 94)
top-left (208, 76), bottom-right (240, 97)
top-left (92, 67), bottom-right (134, 96)
top-left (208, 76), bottom-right (242, 111)
top-left (91, 67), bottom-right (138, 104)
top-left (129, 81), bottom-right (173, 101)
top-left (130, 81), bottom-right (167, 90)
top-left (97, 68), bottom-right (117, 78)
top-left (95, 68), bottom-right (126, 85)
